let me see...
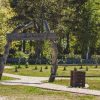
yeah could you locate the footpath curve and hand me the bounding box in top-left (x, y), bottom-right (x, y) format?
top-left (0, 73), bottom-right (100, 96)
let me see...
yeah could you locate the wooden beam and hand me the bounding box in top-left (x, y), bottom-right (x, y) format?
top-left (7, 32), bottom-right (57, 41)
top-left (12, 21), bottom-right (34, 33)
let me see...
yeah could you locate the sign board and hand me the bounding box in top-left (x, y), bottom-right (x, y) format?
top-left (7, 32), bottom-right (57, 41)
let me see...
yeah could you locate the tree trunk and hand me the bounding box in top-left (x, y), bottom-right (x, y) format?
top-left (20, 40), bottom-right (26, 52)
top-left (49, 40), bottom-right (58, 82)
top-left (66, 32), bottom-right (70, 54)
top-left (0, 56), bottom-right (3, 80)
top-left (30, 41), bottom-right (33, 52)
top-left (81, 43), bottom-right (91, 59)
top-left (0, 41), bottom-right (11, 80)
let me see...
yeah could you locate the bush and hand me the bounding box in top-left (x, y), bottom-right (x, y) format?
top-left (66, 54), bottom-right (81, 64)
top-left (91, 55), bottom-right (100, 64)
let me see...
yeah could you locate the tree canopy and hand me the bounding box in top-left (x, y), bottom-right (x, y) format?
top-left (0, 0), bottom-right (100, 60)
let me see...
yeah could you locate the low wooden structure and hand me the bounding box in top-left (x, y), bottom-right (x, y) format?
top-left (70, 71), bottom-right (85, 87)
top-left (0, 20), bottom-right (58, 82)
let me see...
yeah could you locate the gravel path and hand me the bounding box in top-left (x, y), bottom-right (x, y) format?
top-left (4, 66), bottom-right (13, 69)
top-left (0, 73), bottom-right (100, 96)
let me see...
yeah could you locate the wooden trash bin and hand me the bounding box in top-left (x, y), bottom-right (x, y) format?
top-left (70, 71), bottom-right (85, 87)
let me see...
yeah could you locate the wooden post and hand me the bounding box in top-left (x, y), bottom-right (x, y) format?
top-left (49, 40), bottom-right (58, 82)
top-left (0, 41), bottom-right (11, 79)
top-left (0, 21), bottom-right (35, 79)
top-left (43, 20), bottom-right (58, 82)
top-left (0, 20), bottom-right (57, 81)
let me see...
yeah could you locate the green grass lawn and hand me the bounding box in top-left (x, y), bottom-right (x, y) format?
top-left (4, 64), bottom-right (100, 77)
top-left (0, 76), bottom-right (15, 81)
top-left (0, 85), bottom-right (100, 100)
top-left (4, 64), bottom-right (100, 91)
top-left (2, 65), bottom-right (100, 99)
top-left (4, 65), bottom-right (51, 77)
top-left (53, 78), bottom-right (100, 90)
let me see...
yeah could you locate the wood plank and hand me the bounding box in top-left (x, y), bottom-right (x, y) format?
top-left (7, 32), bottom-right (57, 41)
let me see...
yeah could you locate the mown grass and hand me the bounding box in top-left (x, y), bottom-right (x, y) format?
top-left (0, 85), bottom-right (100, 100)
top-left (4, 65), bottom-right (100, 77)
top-left (4, 65), bottom-right (51, 77)
top-left (53, 78), bottom-right (100, 90)
top-left (0, 76), bottom-right (15, 81)
top-left (2, 65), bottom-right (100, 99)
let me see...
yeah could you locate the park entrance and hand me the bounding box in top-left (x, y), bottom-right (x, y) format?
top-left (0, 20), bottom-right (58, 82)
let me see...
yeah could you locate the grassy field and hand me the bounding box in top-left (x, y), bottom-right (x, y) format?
top-left (0, 76), bottom-right (15, 81)
top-left (1, 64), bottom-right (100, 100)
top-left (0, 85), bottom-right (100, 100)
top-left (4, 64), bottom-right (100, 91)
top-left (53, 78), bottom-right (100, 90)
top-left (4, 64), bottom-right (100, 77)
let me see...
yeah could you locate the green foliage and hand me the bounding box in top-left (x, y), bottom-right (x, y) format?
top-left (0, 0), bottom-right (14, 54)
top-left (67, 53), bottom-right (81, 59)
top-left (92, 55), bottom-right (100, 64)
top-left (15, 51), bottom-right (28, 59)
top-left (73, 0), bottom-right (100, 58)
top-left (0, 0), bottom-right (100, 59)
top-left (43, 41), bottom-right (52, 60)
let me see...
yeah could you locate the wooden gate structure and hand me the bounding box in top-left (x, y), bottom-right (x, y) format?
top-left (0, 20), bottom-right (58, 82)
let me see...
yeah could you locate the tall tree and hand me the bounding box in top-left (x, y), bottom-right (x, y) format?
top-left (0, 0), bottom-right (14, 54)
top-left (75, 0), bottom-right (100, 59)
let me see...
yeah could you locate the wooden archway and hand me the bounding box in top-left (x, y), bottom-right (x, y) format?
top-left (0, 20), bottom-right (58, 82)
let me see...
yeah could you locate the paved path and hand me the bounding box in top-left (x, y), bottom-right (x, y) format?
top-left (1, 73), bottom-right (100, 96)
top-left (5, 66), bottom-right (10, 68)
